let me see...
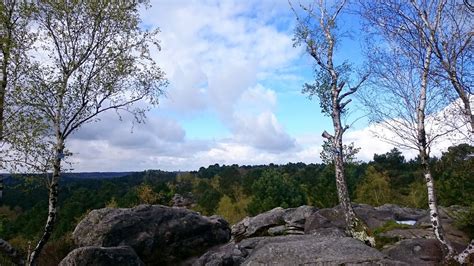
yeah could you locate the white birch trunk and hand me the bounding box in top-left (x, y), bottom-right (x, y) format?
top-left (455, 240), bottom-right (474, 264)
top-left (27, 139), bottom-right (63, 266)
top-left (417, 42), bottom-right (455, 260)
top-left (28, 80), bottom-right (65, 265)
top-left (330, 111), bottom-right (374, 247)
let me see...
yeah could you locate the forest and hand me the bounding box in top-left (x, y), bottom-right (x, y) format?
top-left (0, 144), bottom-right (472, 264)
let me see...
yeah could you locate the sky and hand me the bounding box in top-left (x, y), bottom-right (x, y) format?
top-left (66, 0), bottom-right (468, 172)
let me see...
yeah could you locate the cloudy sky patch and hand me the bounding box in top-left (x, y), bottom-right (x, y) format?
top-left (65, 0), bottom-right (468, 172)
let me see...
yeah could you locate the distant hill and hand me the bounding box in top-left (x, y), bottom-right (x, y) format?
top-left (62, 172), bottom-right (135, 179)
top-left (0, 171), bottom-right (135, 181)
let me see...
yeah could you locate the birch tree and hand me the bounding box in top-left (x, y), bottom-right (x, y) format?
top-left (362, 0), bottom-right (472, 135)
top-left (15, 1), bottom-right (167, 265)
top-left (0, 0), bottom-right (37, 264)
top-left (411, 0), bottom-right (473, 134)
top-left (359, 0), bottom-right (473, 263)
top-left (290, 0), bottom-right (374, 246)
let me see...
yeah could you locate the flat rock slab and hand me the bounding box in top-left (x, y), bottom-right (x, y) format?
top-left (242, 235), bottom-right (406, 265)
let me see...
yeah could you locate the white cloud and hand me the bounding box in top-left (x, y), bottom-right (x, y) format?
top-left (162, 63), bottom-right (208, 113)
top-left (344, 99), bottom-right (473, 161)
top-left (141, 0), bottom-right (300, 115)
top-left (237, 84), bottom-right (277, 113)
top-left (344, 125), bottom-right (418, 161)
top-left (233, 111), bottom-right (296, 152)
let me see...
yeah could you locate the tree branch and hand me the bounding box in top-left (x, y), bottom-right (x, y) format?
top-left (322, 130), bottom-right (334, 141)
top-left (339, 98), bottom-right (352, 111)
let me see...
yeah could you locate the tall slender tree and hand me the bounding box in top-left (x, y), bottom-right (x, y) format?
top-left (290, 0), bottom-right (374, 246)
top-left (0, 1), bottom-right (36, 264)
top-left (14, 1), bottom-right (167, 265)
top-left (359, 0), bottom-right (473, 263)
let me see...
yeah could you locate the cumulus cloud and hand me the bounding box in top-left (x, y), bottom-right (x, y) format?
top-left (68, 111), bottom-right (211, 171)
top-left (233, 111), bottom-right (296, 152)
top-left (236, 84), bottom-right (277, 113)
top-left (162, 63), bottom-right (208, 113)
top-left (141, 0), bottom-right (300, 114)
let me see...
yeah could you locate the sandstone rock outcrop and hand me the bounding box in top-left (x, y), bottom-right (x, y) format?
top-left (231, 205), bottom-right (317, 241)
top-left (67, 204), bottom-right (231, 265)
top-left (60, 203), bottom-right (472, 265)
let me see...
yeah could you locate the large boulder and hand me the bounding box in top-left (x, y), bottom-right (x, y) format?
top-left (59, 246), bottom-right (144, 266)
top-left (232, 206), bottom-right (317, 241)
top-left (382, 239), bottom-right (444, 265)
top-left (72, 204), bottom-right (231, 265)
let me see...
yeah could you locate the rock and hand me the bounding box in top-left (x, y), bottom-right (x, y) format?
top-left (310, 227), bottom-right (347, 238)
top-left (304, 203), bottom-right (388, 233)
top-left (73, 204), bottom-right (230, 265)
top-left (193, 242), bottom-right (249, 266)
top-left (59, 246), bottom-right (144, 266)
top-left (232, 206), bottom-right (317, 241)
top-left (282, 205), bottom-right (318, 229)
top-left (172, 193), bottom-right (196, 208)
top-left (242, 235), bottom-right (406, 265)
top-left (231, 207), bottom-right (285, 241)
top-left (382, 239), bottom-right (443, 265)
top-left (415, 206), bottom-right (470, 248)
top-left (195, 235), bottom-right (406, 266)
top-left (304, 209), bottom-right (343, 233)
top-left (193, 237), bottom-right (276, 266)
top-left (376, 204), bottom-right (427, 221)
top-left (355, 204), bottom-right (395, 229)
top-left (267, 225), bottom-right (286, 236)
top-left (305, 203), bottom-right (428, 233)
top-left (379, 228), bottom-right (434, 240)
top-left (355, 204), bottom-right (426, 229)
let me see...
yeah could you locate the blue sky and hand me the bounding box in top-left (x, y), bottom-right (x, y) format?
top-left (66, 0), bottom-right (463, 172)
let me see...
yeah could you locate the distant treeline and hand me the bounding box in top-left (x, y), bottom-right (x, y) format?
top-left (0, 144), bottom-right (472, 264)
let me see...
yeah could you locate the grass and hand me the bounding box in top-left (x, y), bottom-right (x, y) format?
top-left (373, 220), bottom-right (413, 250)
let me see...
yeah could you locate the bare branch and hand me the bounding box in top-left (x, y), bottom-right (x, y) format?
top-left (339, 98), bottom-right (352, 111)
top-left (321, 130), bottom-right (334, 141)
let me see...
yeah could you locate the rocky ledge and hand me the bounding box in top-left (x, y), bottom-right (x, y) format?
top-left (60, 204), bottom-right (472, 265)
